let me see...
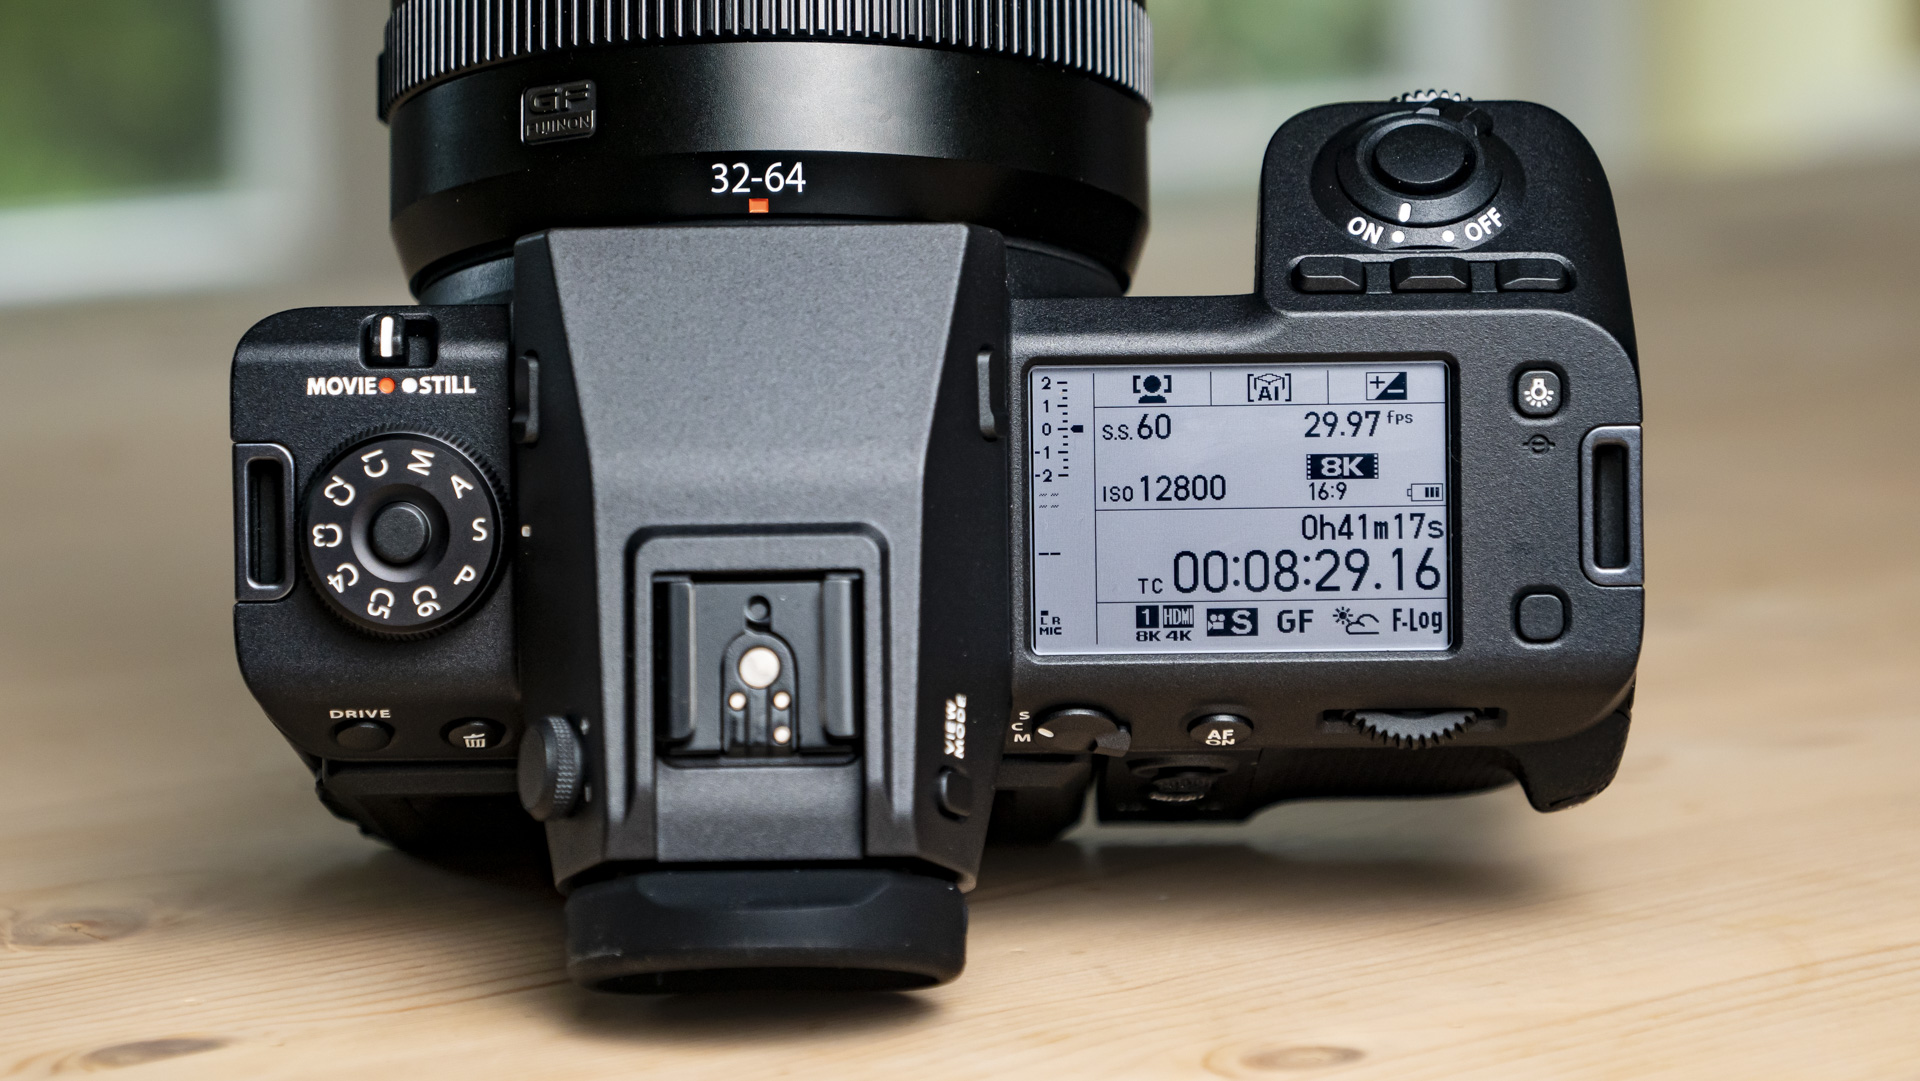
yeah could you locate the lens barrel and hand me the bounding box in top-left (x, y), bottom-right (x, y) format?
top-left (381, 0), bottom-right (1153, 295)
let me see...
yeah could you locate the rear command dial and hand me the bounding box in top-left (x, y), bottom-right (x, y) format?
top-left (302, 434), bottom-right (501, 635)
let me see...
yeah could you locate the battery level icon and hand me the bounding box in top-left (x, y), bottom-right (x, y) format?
top-left (1407, 482), bottom-right (1445, 502)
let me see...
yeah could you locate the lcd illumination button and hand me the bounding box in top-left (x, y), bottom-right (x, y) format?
top-left (1516, 370), bottom-right (1562, 417)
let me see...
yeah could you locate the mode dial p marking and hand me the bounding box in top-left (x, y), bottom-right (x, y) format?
top-left (302, 434), bottom-right (501, 636)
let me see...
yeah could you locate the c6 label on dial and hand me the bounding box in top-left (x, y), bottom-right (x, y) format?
top-left (302, 434), bottom-right (501, 634)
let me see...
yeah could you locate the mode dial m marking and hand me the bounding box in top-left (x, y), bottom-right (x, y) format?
top-left (303, 434), bottom-right (502, 635)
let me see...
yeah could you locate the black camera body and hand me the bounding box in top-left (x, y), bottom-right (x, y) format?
top-left (999, 99), bottom-right (1642, 831)
top-left (233, 4), bottom-right (1639, 991)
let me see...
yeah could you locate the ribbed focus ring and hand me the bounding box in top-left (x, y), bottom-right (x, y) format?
top-left (381, 0), bottom-right (1153, 116)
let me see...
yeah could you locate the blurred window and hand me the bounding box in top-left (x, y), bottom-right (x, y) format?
top-left (0, 0), bottom-right (226, 210)
top-left (0, 0), bottom-right (324, 307)
top-left (1153, 0), bottom-right (1391, 91)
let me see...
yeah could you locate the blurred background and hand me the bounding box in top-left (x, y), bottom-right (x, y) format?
top-left (3, 0), bottom-right (1920, 302)
top-left (2, 0), bottom-right (1917, 816)
top-left (4, 3), bottom-right (1918, 1068)
top-left (1, 0), bottom-right (1915, 802)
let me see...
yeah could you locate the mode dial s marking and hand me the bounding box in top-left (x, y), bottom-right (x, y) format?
top-left (302, 434), bottom-right (501, 635)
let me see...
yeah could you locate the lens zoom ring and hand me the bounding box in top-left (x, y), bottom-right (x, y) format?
top-left (381, 0), bottom-right (1152, 115)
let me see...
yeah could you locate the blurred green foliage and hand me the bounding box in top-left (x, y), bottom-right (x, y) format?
top-left (1152, 0), bottom-right (1391, 90)
top-left (0, 0), bottom-right (224, 208)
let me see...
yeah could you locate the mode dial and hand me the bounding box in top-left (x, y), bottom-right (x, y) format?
top-left (302, 433), bottom-right (502, 636)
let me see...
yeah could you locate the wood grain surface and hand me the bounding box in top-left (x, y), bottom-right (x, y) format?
top-left (3, 163), bottom-right (1917, 1079)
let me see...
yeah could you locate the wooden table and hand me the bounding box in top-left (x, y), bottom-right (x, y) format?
top-left (4, 164), bottom-right (1917, 1079)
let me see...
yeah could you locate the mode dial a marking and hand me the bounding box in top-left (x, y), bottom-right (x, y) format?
top-left (303, 434), bottom-right (501, 635)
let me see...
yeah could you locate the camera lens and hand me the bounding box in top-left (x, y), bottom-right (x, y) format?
top-left (381, 0), bottom-right (1152, 299)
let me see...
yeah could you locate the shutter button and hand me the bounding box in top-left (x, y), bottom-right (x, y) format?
top-left (1373, 123), bottom-right (1472, 194)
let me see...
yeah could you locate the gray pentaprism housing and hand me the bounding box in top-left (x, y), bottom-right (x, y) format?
top-left (511, 224), bottom-right (1010, 988)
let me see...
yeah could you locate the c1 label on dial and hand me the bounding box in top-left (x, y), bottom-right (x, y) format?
top-left (1028, 361), bottom-right (1451, 655)
top-left (303, 434), bottom-right (501, 635)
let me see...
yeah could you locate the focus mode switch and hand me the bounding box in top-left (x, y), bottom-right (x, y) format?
top-left (1028, 708), bottom-right (1131, 756)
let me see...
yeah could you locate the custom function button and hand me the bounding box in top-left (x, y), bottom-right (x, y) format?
top-left (936, 768), bottom-right (974, 820)
top-left (446, 718), bottom-right (505, 750)
top-left (302, 433), bottom-right (501, 636)
top-left (1516, 592), bottom-right (1567, 643)
top-left (333, 720), bottom-right (392, 751)
top-left (1188, 714), bottom-right (1254, 748)
top-left (1294, 256), bottom-right (1366, 293)
top-left (1516, 370), bottom-right (1563, 417)
top-left (1497, 259), bottom-right (1571, 291)
top-left (1392, 257), bottom-right (1470, 291)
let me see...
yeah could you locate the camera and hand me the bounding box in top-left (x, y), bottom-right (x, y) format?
top-left (231, 1), bottom-right (1641, 991)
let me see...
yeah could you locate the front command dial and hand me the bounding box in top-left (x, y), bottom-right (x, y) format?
top-left (302, 433), bottom-right (501, 635)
